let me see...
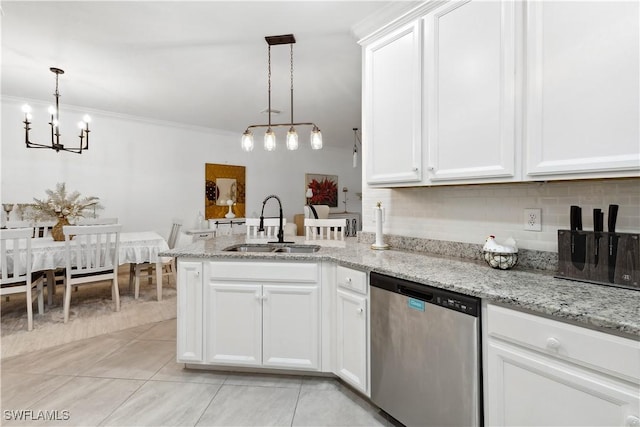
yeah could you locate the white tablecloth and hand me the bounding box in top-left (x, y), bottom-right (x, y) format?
top-left (21, 231), bottom-right (169, 272)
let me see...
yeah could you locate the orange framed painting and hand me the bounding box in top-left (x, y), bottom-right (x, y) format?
top-left (205, 163), bottom-right (246, 219)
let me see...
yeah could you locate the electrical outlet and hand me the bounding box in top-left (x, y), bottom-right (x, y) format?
top-left (524, 208), bottom-right (542, 231)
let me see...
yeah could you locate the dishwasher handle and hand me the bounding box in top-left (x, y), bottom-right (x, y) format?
top-left (398, 285), bottom-right (434, 302)
top-left (370, 272), bottom-right (480, 317)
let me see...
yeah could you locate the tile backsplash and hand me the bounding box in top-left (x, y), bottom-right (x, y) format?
top-left (362, 178), bottom-right (640, 252)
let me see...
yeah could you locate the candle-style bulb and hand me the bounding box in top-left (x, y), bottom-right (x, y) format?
top-left (48, 106), bottom-right (56, 115)
top-left (22, 104), bottom-right (32, 114)
top-left (82, 114), bottom-right (92, 123)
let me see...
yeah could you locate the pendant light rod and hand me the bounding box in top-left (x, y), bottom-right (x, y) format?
top-left (290, 44), bottom-right (294, 126)
top-left (267, 44), bottom-right (272, 130)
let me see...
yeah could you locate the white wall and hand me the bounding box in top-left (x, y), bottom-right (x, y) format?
top-left (363, 178), bottom-right (640, 252)
top-left (1, 97), bottom-right (362, 238)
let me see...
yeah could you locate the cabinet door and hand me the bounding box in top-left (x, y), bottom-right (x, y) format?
top-left (336, 289), bottom-right (368, 395)
top-left (205, 282), bottom-right (262, 366)
top-left (176, 261), bottom-right (203, 362)
top-left (524, 1), bottom-right (640, 178)
top-left (424, 0), bottom-right (516, 183)
top-left (487, 340), bottom-right (640, 426)
top-left (364, 20), bottom-right (423, 185)
top-left (262, 284), bottom-right (320, 370)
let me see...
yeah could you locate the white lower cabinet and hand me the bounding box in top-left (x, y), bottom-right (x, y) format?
top-left (205, 283), bottom-right (262, 366)
top-left (262, 284), bottom-right (319, 370)
top-left (176, 260), bottom-right (203, 362)
top-left (335, 266), bottom-right (369, 396)
top-left (204, 260), bottom-right (320, 371)
top-left (486, 304), bottom-right (640, 426)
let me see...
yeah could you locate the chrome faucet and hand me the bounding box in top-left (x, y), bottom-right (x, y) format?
top-left (259, 194), bottom-right (291, 244)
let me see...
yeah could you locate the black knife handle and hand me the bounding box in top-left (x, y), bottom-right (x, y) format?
top-left (593, 209), bottom-right (603, 232)
top-left (608, 205), bottom-right (619, 233)
top-left (570, 205), bottom-right (580, 231)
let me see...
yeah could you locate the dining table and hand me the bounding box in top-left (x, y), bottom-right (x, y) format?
top-left (6, 231), bottom-right (170, 302)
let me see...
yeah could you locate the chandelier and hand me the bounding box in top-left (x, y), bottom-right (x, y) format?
top-left (22, 67), bottom-right (91, 154)
top-left (241, 34), bottom-right (322, 152)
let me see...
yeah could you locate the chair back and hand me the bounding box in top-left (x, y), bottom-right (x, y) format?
top-left (167, 219), bottom-right (183, 249)
top-left (304, 218), bottom-right (346, 241)
top-left (63, 224), bottom-right (122, 280)
top-left (33, 221), bottom-right (56, 238)
top-left (303, 205), bottom-right (330, 219)
top-left (75, 217), bottom-right (119, 225)
top-left (0, 228), bottom-right (33, 287)
top-left (5, 220), bottom-right (55, 238)
top-left (246, 218), bottom-right (286, 238)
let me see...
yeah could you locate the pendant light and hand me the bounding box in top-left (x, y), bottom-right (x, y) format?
top-left (352, 127), bottom-right (361, 167)
top-left (22, 67), bottom-right (92, 154)
top-left (241, 34), bottom-right (322, 152)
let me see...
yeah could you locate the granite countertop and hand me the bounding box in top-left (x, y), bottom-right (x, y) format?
top-left (162, 235), bottom-right (640, 339)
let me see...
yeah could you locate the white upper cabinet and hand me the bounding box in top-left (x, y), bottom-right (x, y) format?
top-left (360, 0), bottom-right (640, 187)
top-left (524, 1), bottom-right (640, 179)
top-left (424, 0), bottom-right (517, 183)
top-left (364, 20), bottom-right (423, 185)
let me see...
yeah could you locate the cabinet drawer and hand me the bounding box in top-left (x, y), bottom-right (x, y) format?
top-left (209, 261), bottom-right (318, 283)
top-left (487, 304), bottom-right (640, 382)
top-left (337, 266), bottom-right (367, 294)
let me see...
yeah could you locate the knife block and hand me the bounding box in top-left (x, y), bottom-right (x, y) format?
top-left (557, 230), bottom-right (639, 290)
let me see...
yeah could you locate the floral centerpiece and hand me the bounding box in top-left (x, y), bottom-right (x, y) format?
top-left (29, 183), bottom-right (103, 241)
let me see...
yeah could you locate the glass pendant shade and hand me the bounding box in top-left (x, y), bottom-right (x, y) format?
top-left (286, 127), bottom-right (299, 150)
top-left (353, 150), bottom-right (358, 168)
top-left (241, 130), bottom-right (254, 152)
top-left (264, 129), bottom-right (276, 151)
top-left (310, 126), bottom-right (323, 150)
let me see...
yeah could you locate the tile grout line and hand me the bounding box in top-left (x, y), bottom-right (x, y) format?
top-left (192, 373), bottom-right (225, 427)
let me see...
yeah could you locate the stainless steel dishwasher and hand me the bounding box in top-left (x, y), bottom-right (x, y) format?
top-left (370, 272), bottom-right (482, 427)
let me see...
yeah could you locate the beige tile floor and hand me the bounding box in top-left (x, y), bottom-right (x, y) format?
top-left (1, 319), bottom-right (391, 427)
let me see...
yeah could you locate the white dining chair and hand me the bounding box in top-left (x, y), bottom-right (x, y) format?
top-left (304, 218), bottom-right (346, 241)
top-left (6, 220), bottom-right (59, 304)
top-left (245, 217), bottom-right (286, 238)
top-left (0, 228), bottom-right (45, 331)
top-left (303, 205), bottom-right (330, 219)
top-left (62, 224), bottom-right (122, 323)
top-left (129, 219), bottom-right (182, 299)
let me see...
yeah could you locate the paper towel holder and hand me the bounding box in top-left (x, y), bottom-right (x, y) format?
top-left (371, 201), bottom-right (390, 250)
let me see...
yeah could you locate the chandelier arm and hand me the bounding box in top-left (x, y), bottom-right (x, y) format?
top-left (246, 122), bottom-right (317, 130)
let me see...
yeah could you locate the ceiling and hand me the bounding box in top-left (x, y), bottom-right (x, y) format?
top-left (1, 1), bottom-right (398, 149)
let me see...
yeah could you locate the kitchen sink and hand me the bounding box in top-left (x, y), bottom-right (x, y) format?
top-left (223, 244), bottom-right (321, 253)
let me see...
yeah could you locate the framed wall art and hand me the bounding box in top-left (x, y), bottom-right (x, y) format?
top-left (205, 163), bottom-right (246, 219)
top-left (305, 173), bottom-right (338, 207)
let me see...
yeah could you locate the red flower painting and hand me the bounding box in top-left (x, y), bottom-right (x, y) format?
top-left (306, 174), bottom-right (338, 207)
